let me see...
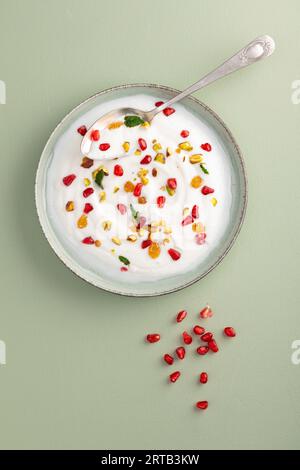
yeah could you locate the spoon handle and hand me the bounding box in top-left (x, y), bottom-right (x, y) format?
top-left (149, 35), bottom-right (275, 119)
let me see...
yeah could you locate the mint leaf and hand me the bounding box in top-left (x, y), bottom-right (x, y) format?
top-left (124, 115), bottom-right (144, 127)
top-left (119, 255), bottom-right (130, 266)
top-left (95, 169), bottom-right (105, 188)
top-left (200, 163), bottom-right (209, 175)
top-left (130, 203), bottom-right (139, 220)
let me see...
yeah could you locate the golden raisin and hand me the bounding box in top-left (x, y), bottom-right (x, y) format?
top-left (191, 175), bottom-right (203, 188)
top-left (124, 181), bottom-right (134, 192)
top-left (95, 240), bottom-right (102, 247)
top-left (108, 121), bottom-right (123, 129)
top-left (77, 214), bottom-right (88, 229)
top-left (148, 242), bottom-right (161, 259)
top-left (65, 201), bottom-right (74, 212)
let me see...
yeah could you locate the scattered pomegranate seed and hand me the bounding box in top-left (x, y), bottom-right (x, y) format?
top-left (201, 186), bottom-right (214, 195)
top-left (196, 400), bottom-right (208, 410)
top-left (155, 100), bottom-right (164, 107)
top-left (157, 195), bottom-right (166, 208)
top-left (199, 372), bottom-right (208, 384)
top-left (82, 236), bottom-right (94, 245)
top-left (83, 187), bottom-right (94, 198)
top-left (141, 239), bottom-right (152, 249)
top-left (201, 143), bottom-right (212, 152)
top-left (170, 371), bottom-right (180, 383)
top-left (163, 107), bottom-right (175, 116)
top-left (176, 310), bottom-right (187, 323)
top-left (167, 178), bottom-right (177, 190)
top-left (83, 203), bottom-right (93, 214)
top-left (201, 332), bottom-right (213, 342)
top-left (200, 305), bottom-right (213, 319)
top-left (120, 267), bottom-right (128, 272)
top-left (77, 125), bottom-right (87, 136)
top-left (182, 331), bottom-right (193, 345)
top-left (140, 154), bottom-right (152, 164)
top-left (196, 346), bottom-right (209, 355)
top-left (99, 143), bottom-right (110, 151)
top-left (114, 164), bottom-right (124, 176)
top-left (168, 248), bottom-right (181, 261)
top-left (193, 325), bottom-right (205, 335)
top-left (208, 339), bottom-right (219, 353)
top-left (180, 129), bottom-right (189, 138)
top-left (164, 354), bottom-right (174, 365)
top-left (182, 215), bottom-right (193, 226)
top-left (117, 203), bottom-right (127, 215)
top-left (224, 327), bottom-right (236, 338)
top-left (62, 174), bottom-right (76, 186)
top-left (90, 129), bottom-right (100, 141)
top-left (146, 334), bottom-right (160, 344)
top-left (191, 205), bottom-right (199, 219)
top-left (138, 138), bottom-right (147, 151)
top-left (176, 346), bottom-right (185, 360)
top-left (133, 182), bottom-right (143, 197)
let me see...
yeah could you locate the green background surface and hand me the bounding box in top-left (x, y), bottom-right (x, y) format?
top-left (0, 0), bottom-right (299, 450)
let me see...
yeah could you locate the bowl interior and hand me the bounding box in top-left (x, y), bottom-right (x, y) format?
top-left (35, 84), bottom-right (247, 296)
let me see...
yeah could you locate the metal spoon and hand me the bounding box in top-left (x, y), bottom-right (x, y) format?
top-left (81, 35), bottom-right (275, 157)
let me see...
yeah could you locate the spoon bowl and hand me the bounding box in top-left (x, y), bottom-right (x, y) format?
top-left (81, 35), bottom-right (275, 160)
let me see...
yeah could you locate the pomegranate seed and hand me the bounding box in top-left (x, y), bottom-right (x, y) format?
top-left (146, 334), bottom-right (160, 343)
top-left (224, 327), bottom-right (236, 338)
top-left (196, 400), bottom-right (208, 410)
top-left (199, 372), bottom-right (208, 384)
top-left (83, 187), bottom-right (94, 198)
top-left (133, 182), bottom-right (143, 197)
top-left (62, 174), bottom-right (76, 186)
top-left (168, 248), bottom-right (181, 261)
top-left (167, 178), bottom-right (177, 190)
top-left (201, 143), bottom-right (212, 152)
top-left (201, 186), bottom-right (215, 195)
top-left (182, 331), bottom-right (193, 345)
top-left (83, 203), bottom-right (93, 214)
top-left (155, 100), bottom-right (164, 107)
top-left (99, 143), bottom-right (110, 151)
top-left (82, 236), bottom-right (94, 245)
top-left (77, 125), bottom-right (87, 136)
top-left (191, 205), bottom-right (199, 219)
top-left (157, 195), bottom-right (166, 208)
top-left (193, 325), bottom-right (205, 335)
top-left (138, 138), bottom-right (147, 151)
top-left (169, 371), bottom-right (180, 383)
top-left (140, 154), bottom-right (152, 164)
top-left (163, 107), bottom-right (175, 116)
top-left (196, 346), bottom-right (209, 355)
top-left (180, 129), bottom-right (189, 138)
top-left (117, 203), bottom-right (127, 215)
top-left (164, 354), bottom-right (174, 365)
top-left (201, 332), bottom-right (213, 342)
top-left (208, 339), bottom-right (219, 353)
top-left (114, 164), bottom-right (124, 176)
top-left (200, 305), bottom-right (213, 319)
top-left (141, 239), bottom-right (152, 249)
top-left (176, 310), bottom-right (187, 323)
top-left (182, 215), bottom-right (193, 226)
top-left (120, 267), bottom-right (128, 272)
top-left (90, 129), bottom-right (100, 141)
top-left (176, 346), bottom-right (185, 360)
top-left (195, 233), bottom-right (206, 245)
top-left (136, 216), bottom-right (146, 230)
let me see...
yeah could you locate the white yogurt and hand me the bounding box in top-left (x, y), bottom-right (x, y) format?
top-left (47, 94), bottom-right (232, 282)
